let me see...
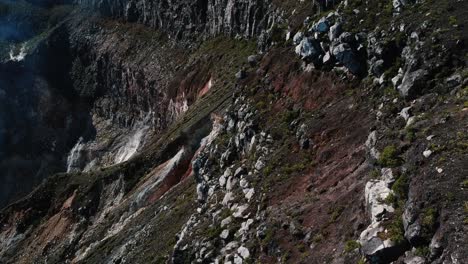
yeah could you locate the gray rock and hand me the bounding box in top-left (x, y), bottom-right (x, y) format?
top-left (332, 43), bottom-right (363, 75)
top-left (222, 192), bottom-right (235, 205)
top-left (237, 246), bottom-right (250, 259)
top-left (403, 256), bottom-right (426, 264)
top-left (429, 230), bottom-right (444, 259)
top-left (365, 180), bottom-right (395, 223)
top-left (370, 59), bottom-right (385, 77)
top-left (293, 31), bottom-right (304, 45)
top-left (234, 167), bottom-right (247, 177)
top-left (232, 204), bottom-right (249, 218)
top-left (445, 73), bottom-right (461, 88)
top-left (219, 175), bottom-right (227, 187)
top-left (247, 55), bottom-right (258, 66)
top-left (221, 216), bottom-right (233, 228)
top-left (338, 32), bottom-right (354, 43)
top-left (220, 229), bottom-right (230, 239)
top-left (397, 69), bottom-right (429, 98)
top-left (366, 131), bottom-right (380, 160)
top-left (236, 69), bottom-right (247, 80)
top-left (295, 38), bottom-right (322, 60)
top-left (244, 188), bottom-right (255, 201)
top-left (254, 159), bottom-right (265, 171)
top-left (313, 17), bottom-right (330, 33)
top-left (226, 177), bottom-right (237, 191)
top-left (399, 106), bottom-right (412, 121)
top-left (392, 68), bottom-right (404, 87)
top-left (239, 178), bottom-right (248, 188)
top-left (323, 51), bottom-right (333, 65)
top-left (360, 222), bottom-right (395, 256)
top-left (405, 221), bottom-right (422, 244)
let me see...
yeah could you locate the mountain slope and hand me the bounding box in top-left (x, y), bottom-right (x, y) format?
top-left (0, 0), bottom-right (467, 263)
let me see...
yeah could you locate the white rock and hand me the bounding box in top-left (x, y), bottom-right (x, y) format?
top-left (406, 116), bottom-right (416, 127)
top-left (237, 246), bottom-right (250, 259)
top-left (359, 222), bottom-right (396, 256)
top-left (234, 167), bottom-right (246, 177)
top-left (221, 216), bottom-right (233, 228)
top-left (323, 51), bottom-right (332, 64)
top-left (233, 204), bottom-right (249, 218)
top-left (365, 180), bottom-right (395, 223)
top-left (399, 106), bottom-right (412, 121)
top-left (239, 219), bottom-right (254, 235)
top-left (254, 159), bottom-right (265, 171)
top-left (244, 188), bottom-right (255, 201)
top-left (366, 131), bottom-right (380, 160)
top-left (404, 256), bottom-right (426, 264)
top-left (239, 178), bottom-right (248, 188)
top-left (436, 167), bottom-right (443, 173)
top-left (219, 175), bottom-right (227, 187)
top-left (426, 135), bottom-right (435, 141)
top-left (234, 254), bottom-right (243, 264)
top-left (220, 229), bottom-right (230, 239)
top-left (226, 177), bottom-right (237, 191)
top-left (222, 192), bottom-right (235, 205)
top-left (423, 149), bottom-right (432, 158)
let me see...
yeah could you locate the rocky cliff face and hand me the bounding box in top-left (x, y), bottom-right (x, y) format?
top-left (0, 0), bottom-right (467, 263)
top-left (74, 0), bottom-right (278, 47)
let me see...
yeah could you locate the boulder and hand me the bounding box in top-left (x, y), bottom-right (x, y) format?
top-left (338, 32), bottom-right (354, 44)
top-left (295, 38), bottom-right (322, 60)
top-left (237, 246), bottom-right (250, 259)
top-left (332, 43), bottom-right (364, 75)
top-left (313, 17), bottom-right (330, 33)
top-left (329, 23), bottom-right (343, 41)
top-left (365, 180), bottom-right (395, 223)
top-left (397, 69), bottom-right (429, 98)
top-left (360, 222), bottom-right (406, 263)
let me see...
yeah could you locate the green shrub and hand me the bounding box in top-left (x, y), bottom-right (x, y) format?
top-left (415, 246), bottom-right (430, 257)
top-left (388, 216), bottom-right (405, 244)
top-left (448, 16), bottom-right (458, 26)
top-left (312, 234), bottom-right (324, 243)
top-left (422, 208), bottom-right (437, 227)
top-left (391, 173), bottom-right (409, 200)
top-left (379, 145), bottom-right (401, 167)
top-left (344, 240), bottom-right (361, 253)
top-left (370, 169), bottom-right (380, 179)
